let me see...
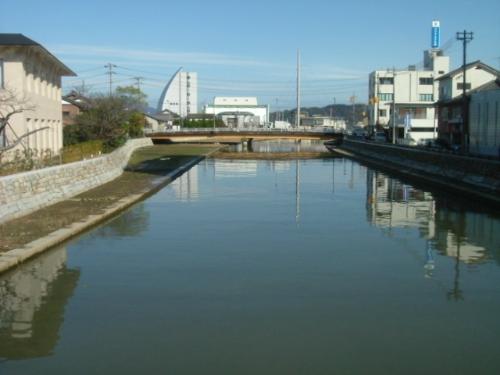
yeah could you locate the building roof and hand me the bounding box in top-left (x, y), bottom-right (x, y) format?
top-left (435, 60), bottom-right (500, 81)
top-left (436, 78), bottom-right (500, 106)
top-left (471, 78), bottom-right (500, 93)
top-left (0, 33), bottom-right (76, 76)
top-left (62, 91), bottom-right (91, 109)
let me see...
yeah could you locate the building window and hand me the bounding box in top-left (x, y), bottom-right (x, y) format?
top-left (457, 82), bottom-right (471, 90)
top-left (379, 109), bottom-right (387, 117)
top-left (379, 77), bottom-right (394, 85)
top-left (0, 59), bottom-right (4, 88)
top-left (419, 77), bottom-right (433, 85)
top-left (419, 94), bottom-right (433, 101)
top-left (378, 93), bottom-right (393, 101)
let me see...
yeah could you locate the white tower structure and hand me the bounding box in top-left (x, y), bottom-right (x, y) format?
top-left (157, 68), bottom-right (198, 116)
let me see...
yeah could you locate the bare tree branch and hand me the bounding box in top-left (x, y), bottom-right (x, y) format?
top-left (0, 87), bottom-right (36, 135)
top-left (0, 126), bottom-right (49, 153)
top-left (0, 87), bottom-right (38, 155)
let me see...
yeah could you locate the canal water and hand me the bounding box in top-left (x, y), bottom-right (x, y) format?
top-left (1, 143), bottom-right (500, 374)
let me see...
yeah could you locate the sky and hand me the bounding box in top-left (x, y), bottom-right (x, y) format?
top-left (1, 0), bottom-right (499, 110)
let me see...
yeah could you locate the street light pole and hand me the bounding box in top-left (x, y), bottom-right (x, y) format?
top-left (392, 68), bottom-right (397, 144)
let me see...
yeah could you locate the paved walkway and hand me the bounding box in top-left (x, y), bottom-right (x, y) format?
top-left (0, 144), bottom-right (219, 258)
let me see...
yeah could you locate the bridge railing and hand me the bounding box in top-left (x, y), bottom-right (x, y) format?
top-left (149, 127), bottom-right (341, 135)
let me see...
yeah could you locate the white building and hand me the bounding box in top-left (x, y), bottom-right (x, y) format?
top-left (301, 116), bottom-right (346, 132)
top-left (368, 49), bottom-right (449, 144)
top-left (0, 34), bottom-right (75, 157)
top-left (436, 61), bottom-right (500, 149)
top-left (204, 97), bottom-right (269, 128)
top-left (157, 68), bottom-right (197, 117)
top-left (436, 61), bottom-right (500, 101)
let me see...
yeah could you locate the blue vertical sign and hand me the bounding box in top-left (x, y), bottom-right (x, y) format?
top-left (431, 20), bottom-right (441, 49)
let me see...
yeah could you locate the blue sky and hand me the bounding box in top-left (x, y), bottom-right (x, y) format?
top-left (2, 0), bottom-right (499, 110)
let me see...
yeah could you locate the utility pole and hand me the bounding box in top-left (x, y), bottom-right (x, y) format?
top-left (133, 76), bottom-right (144, 91)
top-left (392, 68), bottom-right (397, 144)
top-left (104, 63), bottom-right (117, 96)
top-left (178, 69), bottom-right (183, 128)
top-left (456, 30), bottom-right (473, 151)
top-left (275, 98), bottom-right (279, 122)
top-left (296, 49), bottom-right (301, 128)
top-left (350, 93), bottom-right (357, 127)
top-left (213, 97), bottom-right (216, 130)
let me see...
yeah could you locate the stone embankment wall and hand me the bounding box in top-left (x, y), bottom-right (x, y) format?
top-left (0, 138), bottom-right (153, 224)
top-left (340, 139), bottom-right (500, 202)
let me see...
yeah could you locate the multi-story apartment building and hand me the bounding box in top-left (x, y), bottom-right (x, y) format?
top-left (0, 34), bottom-right (75, 157)
top-left (368, 48), bottom-right (450, 144)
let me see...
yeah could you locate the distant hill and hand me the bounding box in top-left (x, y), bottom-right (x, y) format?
top-left (272, 104), bottom-right (368, 125)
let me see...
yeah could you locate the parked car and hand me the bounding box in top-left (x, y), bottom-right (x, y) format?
top-left (373, 131), bottom-right (387, 142)
top-left (424, 138), bottom-right (458, 151)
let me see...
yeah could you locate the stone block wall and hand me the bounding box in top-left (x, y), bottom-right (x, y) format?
top-left (0, 138), bottom-right (153, 224)
top-left (341, 139), bottom-right (500, 196)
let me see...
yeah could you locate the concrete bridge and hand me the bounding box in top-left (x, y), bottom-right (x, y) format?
top-left (148, 127), bottom-right (343, 145)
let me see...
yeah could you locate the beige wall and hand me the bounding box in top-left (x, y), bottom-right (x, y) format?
top-left (0, 46), bottom-right (64, 157)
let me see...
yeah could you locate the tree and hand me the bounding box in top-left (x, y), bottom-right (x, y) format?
top-left (72, 95), bottom-right (130, 146)
top-left (115, 85), bottom-right (148, 112)
top-left (0, 88), bottom-right (39, 156)
top-left (127, 112), bottom-right (145, 138)
top-left (65, 92), bottom-right (147, 149)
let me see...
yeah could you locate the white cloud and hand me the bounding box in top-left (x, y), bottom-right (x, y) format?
top-left (51, 44), bottom-right (276, 68)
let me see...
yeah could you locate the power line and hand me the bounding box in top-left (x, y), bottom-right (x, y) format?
top-left (104, 63), bottom-right (117, 96)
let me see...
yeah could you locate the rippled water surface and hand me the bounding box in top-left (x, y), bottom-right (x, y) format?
top-left (1, 153), bottom-right (500, 374)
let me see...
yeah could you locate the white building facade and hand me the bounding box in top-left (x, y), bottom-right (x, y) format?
top-left (0, 34), bottom-right (75, 157)
top-left (204, 97), bottom-right (269, 127)
top-left (301, 116), bottom-right (347, 132)
top-left (157, 68), bottom-right (197, 117)
top-left (435, 61), bottom-right (500, 149)
top-left (368, 49), bottom-right (450, 144)
top-left (437, 61), bottom-right (500, 101)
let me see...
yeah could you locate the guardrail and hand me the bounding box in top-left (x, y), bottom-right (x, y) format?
top-left (149, 127), bottom-right (341, 135)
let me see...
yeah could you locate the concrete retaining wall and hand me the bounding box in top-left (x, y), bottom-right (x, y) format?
top-left (340, 139), bottom-right (500, 202)
top-left (0, 138), bottom-right (153, 224)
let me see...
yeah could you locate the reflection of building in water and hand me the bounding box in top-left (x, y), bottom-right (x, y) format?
top-left (432, 208), bottom-right (500, 264)
top-left (171, 166), bottom-right (199, 202)
top-left (214, 160), bottom-right (257, 178)
top-left (365, 170), bottom-right (500, 265)
top-left (269, 160), bottom-right (291, 173)
top-left (366, 170), bottom-right (435, 236)
top-left (0, 246), bottom-right (80, 359)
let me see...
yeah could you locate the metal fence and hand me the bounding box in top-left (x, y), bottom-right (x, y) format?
top-left (150, 127), bottom-right (339, 135)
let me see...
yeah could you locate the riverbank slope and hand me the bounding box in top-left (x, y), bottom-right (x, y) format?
top-left (0, 144), bottom-right (220, 274)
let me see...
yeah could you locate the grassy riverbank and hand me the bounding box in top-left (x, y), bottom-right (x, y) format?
top-left (0, 144), bottom-right (219, 254)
